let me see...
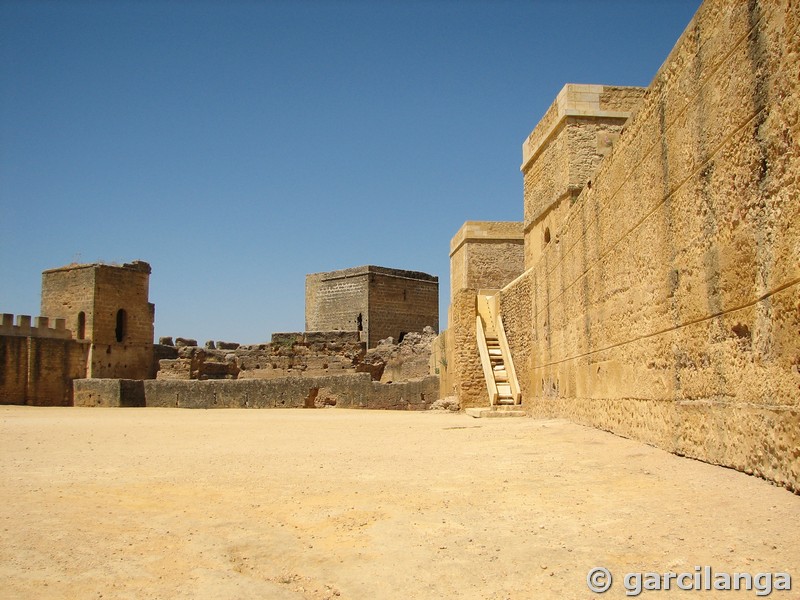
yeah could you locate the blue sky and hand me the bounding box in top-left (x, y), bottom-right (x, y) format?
top-left (1, 0), bottom-right (702, 344)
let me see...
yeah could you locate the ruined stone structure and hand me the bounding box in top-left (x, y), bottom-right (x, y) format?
top-left (74, 373), bottom-right (439, 411)
top-left (1, 261), bottom-right (155, 405)
top-left (305, 266), bottom-right (439, 348)
top-left (155, 331), bottom-right (367, 381)
top-left (443, 0), bottom-right (800, 491)
top-left (2, 260), bottom-right (440, 411)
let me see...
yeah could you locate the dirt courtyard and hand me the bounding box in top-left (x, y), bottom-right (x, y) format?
top-left (1, 406), bottom-right (798, 599)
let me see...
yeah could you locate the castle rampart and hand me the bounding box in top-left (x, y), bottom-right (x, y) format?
top-left (493, 0), bottom-right (799, 490)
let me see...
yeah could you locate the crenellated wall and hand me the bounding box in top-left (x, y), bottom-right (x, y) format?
top-left (498, 0), bottom-right (799, 491)
top-left (0, 313), bottom-right (88, 406)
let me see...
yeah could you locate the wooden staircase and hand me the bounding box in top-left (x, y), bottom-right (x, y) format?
top-left (474, 291), bottom-right (522, 416)
top-left (485, 334), bottom-right (515, 405)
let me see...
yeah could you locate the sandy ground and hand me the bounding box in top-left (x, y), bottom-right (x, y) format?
top-left (1, 406), bottom-right (798, 600)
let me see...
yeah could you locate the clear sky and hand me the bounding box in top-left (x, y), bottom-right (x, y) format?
top-left (1, 0), bottom-right (702, 344)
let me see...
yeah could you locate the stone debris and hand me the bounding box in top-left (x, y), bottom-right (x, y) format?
top-left (429, 396), bottom-right (460, 411)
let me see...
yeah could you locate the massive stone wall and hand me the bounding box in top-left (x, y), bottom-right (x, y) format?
top-left (0, 335), bottom-right (27, 404)
top-left (500, 0), bottom-right (800, 491)
top-left (75, 374), bottom-right (440, 411)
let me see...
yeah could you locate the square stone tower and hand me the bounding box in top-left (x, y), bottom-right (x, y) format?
top-left (449, 221), bottom-right (525, 297)
top-left (521, 84), bottom-right (646, 268)
top-left (305, 266), bottom-right (438, 348)
top-left (40, 261), bottom-right (155, 379)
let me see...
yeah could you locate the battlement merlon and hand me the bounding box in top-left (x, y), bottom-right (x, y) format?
top-left (520, 84), bottom-right (647, 171)
top-left (0, 313), bottom-right (73, 340)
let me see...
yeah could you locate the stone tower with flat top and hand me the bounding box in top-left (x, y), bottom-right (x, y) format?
top-left (40, 260), bottom-right (155, 379)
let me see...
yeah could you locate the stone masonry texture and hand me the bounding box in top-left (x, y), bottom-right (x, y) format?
top-left (74, 374), bottom-right (439, 411)
top-left (306, 266), bottom-right (438, 348)
top-left (449, 221), bottom-right (525, 297)
top-left (495, 0), bottom-right (800, 491)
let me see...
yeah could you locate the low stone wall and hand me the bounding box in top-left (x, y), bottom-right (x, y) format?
top-left (73, 374), bottom-right (440, 411)
top-left (1, 335), bottom-right (89, 406)
top-left (74, 379), bottom-right (145, 407)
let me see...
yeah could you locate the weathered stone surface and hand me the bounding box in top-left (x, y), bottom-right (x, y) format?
top-left (158, 336), bottom-right (174, 346)
top-left (305, 266), bottom-right (438, 348)
top-left (359, 329), bottom-right (437, 383)
top-left (74, 379), bottom-right (145, 407)
top-left (450, 221), bottom-right (525, 297)
top-left (175, 337), bottom-right (197, 348)
top-left (135, 374), bottom-right (440, 411)
top-left (496, 0), bottom-right (799, 491)
top-left (445, 0), bottom-right (799, 491)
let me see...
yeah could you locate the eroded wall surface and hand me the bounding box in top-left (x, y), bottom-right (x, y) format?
top-left (521, 85), bottom-right (646, 269)
top-left (450, 221), bottom-right (525, 297)
top-left (75, 374), bottom-right (439, 411)
top-left (0, 316), bottom-right (88, 406)
top-left (500, 0), bottom-right (800, 491)
top-left (447, 289), bottom-right (485, 408)
top-left (41, 261), bottom-right (155, 380)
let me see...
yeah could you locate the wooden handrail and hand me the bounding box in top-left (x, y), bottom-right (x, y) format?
top-left (476, 315), bottom-right (498, 406)
top-left (496, 314), bottom-right (521, 404)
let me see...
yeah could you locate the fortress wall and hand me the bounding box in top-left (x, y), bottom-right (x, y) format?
top-left (0, 313), bottom-right (71, 340)
top-left (0, 313), bottom-right (89, 405)
top-left (0, 336), bottom-right (28, 404)
top-left (497, 273), bottom-right (534, 403)
top-left (500, 0), bottom-right (800, 490)
top-left (73, 378), bottom-right (146, 408)
top-left (26, 337), bottom-right (88, 406)
top-left (75, 374), bottom-right (439, 411)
